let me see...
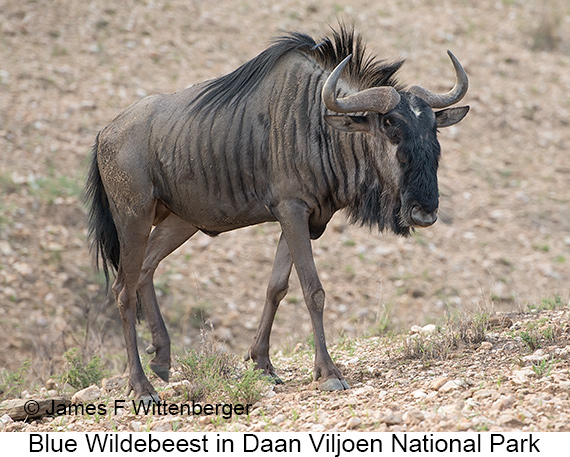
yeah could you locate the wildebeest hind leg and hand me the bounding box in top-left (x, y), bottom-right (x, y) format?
top-left (138, 213), bottom-right (198, 382)
top-left (247, 233), bottom-right (292, 383)
top-left (112, 207), bottom-right (158, 403)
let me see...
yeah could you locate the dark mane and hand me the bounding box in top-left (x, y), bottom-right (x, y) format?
top-left (308, 26), bottom-right (404, 91)
top-left (190, 25), bottom-right (404, 114)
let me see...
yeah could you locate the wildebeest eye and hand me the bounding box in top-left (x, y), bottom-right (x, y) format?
top-left (382, 117), bottom-right (401, 144)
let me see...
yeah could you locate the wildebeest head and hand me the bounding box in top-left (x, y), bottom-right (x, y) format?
top-left (323, 52), bottom-right (469, 234)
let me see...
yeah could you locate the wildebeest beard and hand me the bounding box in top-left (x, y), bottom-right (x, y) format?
top-left (345, 177), bottom-right (411, 237)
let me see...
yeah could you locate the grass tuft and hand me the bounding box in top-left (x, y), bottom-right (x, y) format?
top-left (176, 333), bottom-right (271, 405)
top-left (0, 361), bottom-right (30, 401)
top-left (60, 348), bottom-right (106, 390)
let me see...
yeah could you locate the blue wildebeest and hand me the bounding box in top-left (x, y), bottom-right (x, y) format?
top-left (85, 26), bottom-right (469, 402)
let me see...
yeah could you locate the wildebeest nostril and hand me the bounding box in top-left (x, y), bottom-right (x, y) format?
top-left (411, 206), bottom-right (438, 227)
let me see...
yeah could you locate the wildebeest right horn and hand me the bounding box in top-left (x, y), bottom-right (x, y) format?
top-left (408, 50), bottom-right (468, 108)
top-left (322, 54), bottom-right (401, 114)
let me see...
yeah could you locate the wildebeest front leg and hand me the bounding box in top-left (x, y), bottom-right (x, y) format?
top-left (277, 202), bottom-right (349, 391)
top-left (247, 232), bottom-right (292, 383)
top-left (138, 213), bottom-right (198, 382)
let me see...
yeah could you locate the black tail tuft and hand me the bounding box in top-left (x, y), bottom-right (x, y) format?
top-left (84, 133), bottom-right (120, 288)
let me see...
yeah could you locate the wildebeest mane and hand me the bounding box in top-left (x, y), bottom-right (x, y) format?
top-left (190, 25), bottom-right (404, 114)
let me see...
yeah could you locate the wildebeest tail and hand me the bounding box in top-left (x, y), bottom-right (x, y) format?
top-left (84, 133), bottom-right (120, 288)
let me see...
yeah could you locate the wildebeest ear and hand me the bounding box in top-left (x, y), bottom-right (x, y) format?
top-left (324, 115), bottom-right (371, 133)
top-left (435, 106), bottom-right (470, 128)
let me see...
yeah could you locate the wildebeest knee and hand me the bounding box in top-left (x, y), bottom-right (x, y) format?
top-left (138, 264), bottom-right (155, 287)
top-left (267, 283), bottom-right (288, 304)
top-left (307, 289), bottom-right (325, 312)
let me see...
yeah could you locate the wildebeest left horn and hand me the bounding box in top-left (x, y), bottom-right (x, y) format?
top-left (408, 50), bottom-right (468, 108)
top-left (322, 54), bottom-right (401, 114)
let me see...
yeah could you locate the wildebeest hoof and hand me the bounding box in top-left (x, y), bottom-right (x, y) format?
top-left (150, 362), bottom-right (170, 382)
top-left (319, 378), bottom-right (350, 391)
top-left (138, 391), bottom-right (160, 405)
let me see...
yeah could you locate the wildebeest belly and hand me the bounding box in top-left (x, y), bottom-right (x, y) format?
top-left (156, 184), bottom-right (276, 235)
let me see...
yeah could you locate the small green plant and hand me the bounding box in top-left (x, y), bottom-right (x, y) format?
top-left (527, 296), bottom-right (564, 311)
top-left (372, 303), bottom-right (393, 335)
top-left (0, 361), bottom-right (30, 400)
top-left (531, 360), bottom-right (555, 378)
top-left (335, 334), bottom-right (357, 356)
top-left (60, 348), bottom-right (106, 390)
top-left (177, 334), bottom-right (270, 405)
top-left (402, 334), bottom-right (453, 361)
top-left (228, 360), bottom-right (272, 405)
top-left (496, 375), bottom-right (504, 388)
top-left (541, 326), bottom-right (556, 342)
top-left (452, 311), bottom-right (490, 345)
top-left (171, 420), bottom-right (182, 432)
top-left (518, 330), bottom-right (540, 352)
top-left (515, 321), bottom-right (557, 353)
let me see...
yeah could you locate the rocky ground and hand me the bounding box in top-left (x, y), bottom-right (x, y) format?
top-left (1, 0), bottom-right (569, 433)
top-left (2, 305), bottom-right (570, 432)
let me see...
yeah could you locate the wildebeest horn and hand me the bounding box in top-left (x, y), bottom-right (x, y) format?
top-left (408, 50), bottom-right (468, 108)
top-left (322, 54), bottom-right (401, 114)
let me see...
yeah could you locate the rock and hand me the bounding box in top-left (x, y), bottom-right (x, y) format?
top-left (511, 368), bottom-right (533, 384)
top-left (431, 377), bottom-right (449, 390)
top-left (382, 411), bottom-right (403, 425)
top-left (0, 240), bottom-right (13, 256)
top-left (478, 342), bottom-right (493, 351)
top-left (159, 388), bottom-right (178, 401)
top-left (5, 421), bottom-right (26, 432)
top-left (456, 419), bottom-right (472, 431)
top-left (439, 380), bottom-right (463, 392)
top-left (174, 380), bottom-right (193, 393)
top-left (102, 376), bottom-right (128, 393)
top-left (271, 414), bottom-right (285, 425)
top-left (0, 397), bottom-right (71, 421)
top-left (130, 421), bottom-right (142, 432)
top-left (346, 416), bottom-right (362, 429)
top-left (497, 414), bottom-right (524, 428)
top-left (404, 409), bottom-right (425, 424)
top-left (150, 420), bottom-right (173, 432)
top-left (0, 413), bottom-right (13, 430)
top-left (71, 385), bottom-right (101, 404)
top-left (421, 324), bottom-right (437, 335)
top-left (473, 389), bottom-right (494, 401)
top-left (493, 395), bottom-right (515, 411)
top-left (488, 315), bottom-right (513, 329)
top-left (522, 349), bottom-right (548, 363)
top-left (311, 424), bottom-right (325, 432)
